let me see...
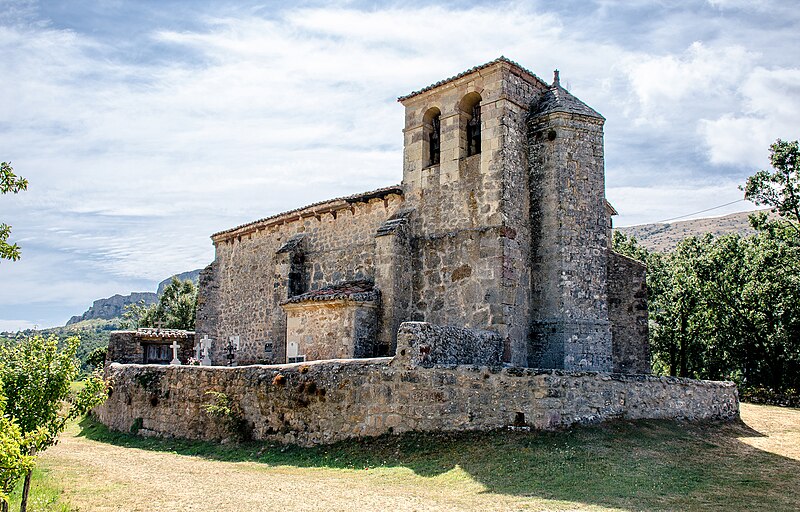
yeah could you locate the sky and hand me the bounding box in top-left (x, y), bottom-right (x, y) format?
top-left (1, 0), bottom-right (798, 331)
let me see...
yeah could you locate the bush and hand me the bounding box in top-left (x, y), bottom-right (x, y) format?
top-left (85, 346), bottom-right (107, 370)
top-left (201, 391), bottom-right (251, 442)
top-left (739, 386), bottom-right (800, 408)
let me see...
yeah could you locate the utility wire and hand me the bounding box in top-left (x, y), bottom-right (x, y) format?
top-left (654, 199), bottom-right (748, 224)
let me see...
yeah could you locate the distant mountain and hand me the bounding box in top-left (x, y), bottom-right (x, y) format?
top-left (615, 210), bottom-right (768, 253)
top-left (157, 269), bottom-right (203, 295)
top-left (64, 268), bottom-right (204, 327)
top-left (66, 292), bottom-right (158, 325)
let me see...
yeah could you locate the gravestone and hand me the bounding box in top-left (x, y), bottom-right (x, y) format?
top-left (169, 339), bottom-right (182, 366)
top-left (200, 335), bottom-right (213, 366)
top-left (225, 336), bottom-right (239, 366)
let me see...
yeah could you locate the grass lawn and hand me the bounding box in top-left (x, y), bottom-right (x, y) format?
top-left (13, 402), bottom-right (800, 511)
top-left (7, 467), bottom-right (72, 512)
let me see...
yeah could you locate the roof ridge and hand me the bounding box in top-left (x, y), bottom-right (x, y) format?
top-left (212, 185), bottom-right (403, 241)
top-left (398, 56), bottom-right (547, 102)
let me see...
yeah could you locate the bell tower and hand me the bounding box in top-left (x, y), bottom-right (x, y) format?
top-left (397, 58), bottom-right (549, 365)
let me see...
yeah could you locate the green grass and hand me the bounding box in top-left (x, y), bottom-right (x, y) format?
top-left (75, 411), bottom-right (800, 511)
top-left (8, 467), bottom-right (73, 512)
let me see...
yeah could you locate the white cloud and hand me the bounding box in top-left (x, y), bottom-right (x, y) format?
top-left (706, 0), bottom-right (771, 10)
top-left (699, 67), bottom-right (800, 168)
top-left (0, 319), bottom-right (39, 332)
top-left (622, 42), bottom-right (758, 124)
top-left (1, 1), bottom-right (798, 327)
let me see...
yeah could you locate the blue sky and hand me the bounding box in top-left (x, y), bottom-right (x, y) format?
top-left (1, 0), bottom-right (798, 330)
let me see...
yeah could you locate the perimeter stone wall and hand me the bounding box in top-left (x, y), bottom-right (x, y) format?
top-left (97, 355), bottom-right (738, 447)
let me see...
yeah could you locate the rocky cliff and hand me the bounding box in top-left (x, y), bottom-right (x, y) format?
top-left (65, 268), bottom-right (204, 326)
top-left (157, 269), bottom-right (202, 295)
top-left (66, 292), bottom-right (158, 325)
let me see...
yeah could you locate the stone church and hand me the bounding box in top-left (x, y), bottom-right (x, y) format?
top-left (195, 57), bottom-right (648, 374)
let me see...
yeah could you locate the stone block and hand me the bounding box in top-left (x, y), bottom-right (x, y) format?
top-left (394, 321), bottom-right (503, 368)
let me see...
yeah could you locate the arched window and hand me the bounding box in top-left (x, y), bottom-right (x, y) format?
top-left (423, 107), bottom-right (441, 166)
top-left (467, 103), bottom-right (481, 156)
top-left (460, 92), bottom-right (482, 157)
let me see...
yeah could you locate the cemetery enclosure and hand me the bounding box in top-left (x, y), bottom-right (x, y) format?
top-left (96, 323), bottom-right (738, 446)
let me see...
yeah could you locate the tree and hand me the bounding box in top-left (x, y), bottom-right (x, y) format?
top-left (614, 226), bottom-right (800, 391)
top-left (85, 346), bottom-right (108, 370)
top-left (610, 140), bottom-right (800, 394)
top-left (0, 335), bottom-right (107, 512)
top-left (742, 139), bottom-right (800, 237)
top-left (0, 162), bottom-right (28, 261)
top-left (0, 392), bottom-right (33, 512)
top-left (122, 277), bottom-right (197, 330)
top-left (611, 231), bottom-right (649, 263)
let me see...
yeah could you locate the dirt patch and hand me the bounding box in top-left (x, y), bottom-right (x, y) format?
top-left (38, 403), bottom-right (800, 511)
top-left (41, 428), bottom-right (560, 511)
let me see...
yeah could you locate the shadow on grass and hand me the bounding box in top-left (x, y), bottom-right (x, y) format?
top-left (78, 415), bottom-right (798, 511)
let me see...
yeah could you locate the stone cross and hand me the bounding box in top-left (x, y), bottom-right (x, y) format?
top-left (169, 339), bottom-right (182, 366)
top-left (200, 335), bottom-right (213, 366)
top-left (155, 320), bottom-right (166, 333)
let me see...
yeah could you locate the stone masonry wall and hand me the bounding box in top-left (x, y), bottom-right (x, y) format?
top-left (107, 331), bottom-right (195, 366)
top-left (399, 63), bottom-right (548, 365)
top-left (199, 193), bottom-right (403, 365)
top-left (608, 251), bottom-right (650, 374)
top-left (497, 73), bottom-right (541, 365)
top-left (410, 226), bottom-right (505, 332)
top-left (106, 332), bottom-right (142, 365)
top-left (396, 322), bottom-right (503, 367)
top-left (283, 300), bottom-right (379, 360)
top-left (97, 357), bottom-right (738, 447)
top-left (528, 112), bottom-right (612, 371)
top-left (195, 263), bottom-right (219, 345)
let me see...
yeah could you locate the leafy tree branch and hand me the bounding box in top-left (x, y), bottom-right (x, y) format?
top-left (0, 162), bottom-right (28, 262)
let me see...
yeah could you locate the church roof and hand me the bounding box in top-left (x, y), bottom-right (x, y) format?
top-left (212, 185), bottom-right (404, 242)
top-left (530, 70), bottom-right (604, 120)
top-left (281, 280), bottom-right (379, 305)
top-left (397, 56), bottom-right (547, 102)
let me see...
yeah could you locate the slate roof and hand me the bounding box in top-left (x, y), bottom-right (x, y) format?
top-left (397, 56), bottom-right (547, 102)
top-left (530, 72), bottom-right (604, 120)
top-left (282, 280), bottom-right (380, 305)
top-left (212, 185), bottom-right (403, 242)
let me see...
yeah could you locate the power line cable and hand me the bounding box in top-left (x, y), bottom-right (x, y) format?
top-left (654, 199), bottom-right (748, 224)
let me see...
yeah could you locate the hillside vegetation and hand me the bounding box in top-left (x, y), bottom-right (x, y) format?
top-left (1, 319), bottom-right (119, 373)
top-left (615, 210), bottom-right (768, 253)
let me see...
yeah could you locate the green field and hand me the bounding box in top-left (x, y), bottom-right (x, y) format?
top-left (10, 403), bottom-right (800, 511)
